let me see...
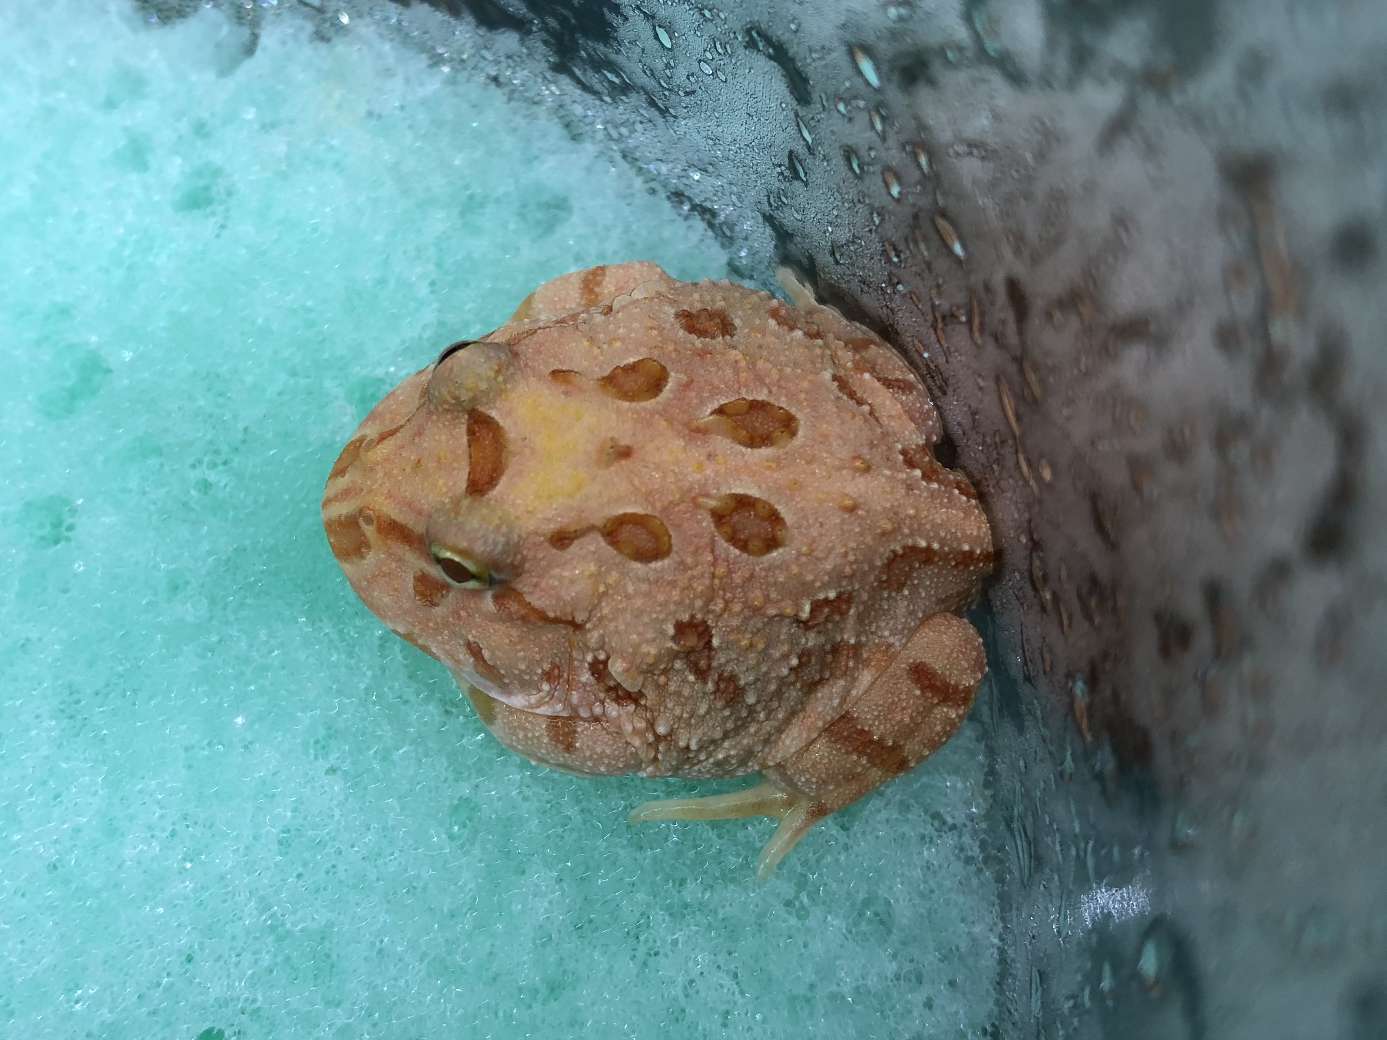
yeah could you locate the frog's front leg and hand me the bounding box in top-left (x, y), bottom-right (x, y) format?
top-left (631, 612), bottom-right (986, 878)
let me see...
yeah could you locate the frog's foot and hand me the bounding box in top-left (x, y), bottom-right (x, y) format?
top-left (634, 612), bottom-right (987, 878)
top-left (629, 780), bottom-right (823, 880)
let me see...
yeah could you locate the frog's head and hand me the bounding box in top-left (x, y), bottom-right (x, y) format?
top-left (323, 338), bottom-right (550, 708)
top-left (320, 330), bottom-right (688, 718)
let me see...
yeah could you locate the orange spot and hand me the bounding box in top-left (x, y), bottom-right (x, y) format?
top-left (705, 493), bottom-right (788, 556)
top-left (599, 357), bottom-right (669, 402)
top-left (325, 511), bottom-right (370, 562)
top-left (696, 399), bottom-right (799, 448)
top-left (548, 524), bottom-right (590, 552)
top-left (412, 570), bottom-right (451, 607)
top-left (466, 409), bottom-right (507, 496)
top-left (600, 513), bottom-right (672, 563)
top-left (675, 307), bottom-right (737, 339)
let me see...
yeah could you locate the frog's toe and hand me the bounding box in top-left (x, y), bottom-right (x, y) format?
top-left (629, 779), bottom-right (823, 879)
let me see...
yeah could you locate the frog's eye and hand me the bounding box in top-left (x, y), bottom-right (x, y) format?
top-left (435, 340), bottom-right (476, 367)
top-left (430, 545), bottom-right (495, 589)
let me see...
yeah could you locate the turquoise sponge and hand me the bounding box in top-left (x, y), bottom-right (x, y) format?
top-left (0, 3), bottom-right (1000, 1036)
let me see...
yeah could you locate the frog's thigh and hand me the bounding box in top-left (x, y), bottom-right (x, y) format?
top-left (631, 613), bottom-right (986, 877)
top-left (508, 262), bottom-right (670, 322)
top-left (769, 611), bottom-right (985, 811)
top-left (465, 687), bottom-right (642, 777)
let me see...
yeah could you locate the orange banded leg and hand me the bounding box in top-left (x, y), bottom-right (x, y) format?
top-left (630, 612), bottom-right (986, 878)
top-left (465, 687), bottom-right (642, 778)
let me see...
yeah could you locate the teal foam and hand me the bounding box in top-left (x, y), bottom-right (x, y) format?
top-left (0, 3), bottom-right (1000, 1036)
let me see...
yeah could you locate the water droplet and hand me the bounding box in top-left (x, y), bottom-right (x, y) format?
top-left (794, 111), bottom-right (813, 147)
top-left (882, 166), bottom-right (902, 200)
top-left (933, 213), bottom-right (966, 260)
top-left (911, 141), bottom-right (931, 175)
top-left (834, 96), bottom-right (849, 117)
top-left (1137, 930), bottom-right (1165, 992)
top-left (788, 150), bottom-right (808, 183)
top-left (699, 59), bottom-right (713, 75)
top-left (842, 145), bottom-right (862, 178)
top-left (849, 44), bottom-right (881, 89)
top-left (655, 24), bottom-right (673, 49)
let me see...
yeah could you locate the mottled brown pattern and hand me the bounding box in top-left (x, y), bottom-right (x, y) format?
top-left (325, 511), bottom-right (370, 562)
top-left (579, 265), bottom-right (607, 307)
top-left (598, 358), bottom-right (669, 402)
top-left (600, 512), bottom-right (672, 563)
top-left (706, 493), bottom-right (787, 556)
top-left (588, 655), bottom-right (642, 706)
top-left (675, 306), bottom-right (737, 339)
top-left (412, 570), bottom-right (451, 608)
top-left (465, 639), bottom-right (504, 685)
top-left (883, 544), bottom-right (994, 592)
top-left (492, 586), bottom-right (582, 628)
top-left (466, 409), bottom-right (506, 496)
top-left (320, 261), bottom-right (995, 874)
top-left (673, 618), bottom-right (714, 680)
top-left (900, 444), bottom-right (980, 499)
top-left (547, 524), bottom-right (591, 552)
top-left (599, 439), bottom-right (634, 465)
top-left (907, 660), bottom-right (972, 709)
top-left (800, 591), bottom-right (854, 628)
top-left (373, 511), bottom-right (428, 558)
top-left (767, 301), bottom-right (824, 339)
top-left (713, 671), bottom-right (743, 706)
top-left (823, 714), bottom-right (910, 775)
top-left (831, 373), bottom-right (877, 420)
top-left (699, 398), bottom-right (799, 448)
top-left (546, 715), bottom-right (578, 753)
top-left (329, 436), bottom-right (366, 480)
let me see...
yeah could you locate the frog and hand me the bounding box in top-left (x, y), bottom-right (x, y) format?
top-left (322, 261), bottom-right (994, 877)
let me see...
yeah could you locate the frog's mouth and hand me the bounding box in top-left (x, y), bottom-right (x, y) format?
top-left (449, 661), bottom-right (569, 717)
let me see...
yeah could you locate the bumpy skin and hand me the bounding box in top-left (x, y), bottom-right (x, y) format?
top-left (322, 262), bottom-right (994, 873)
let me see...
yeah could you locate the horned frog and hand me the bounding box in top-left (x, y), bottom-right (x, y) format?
top-left (322, 262), bottom-right (994, 876)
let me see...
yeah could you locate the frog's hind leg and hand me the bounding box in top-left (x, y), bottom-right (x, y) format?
top-left (630, 612), bottom-right (987, 878)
